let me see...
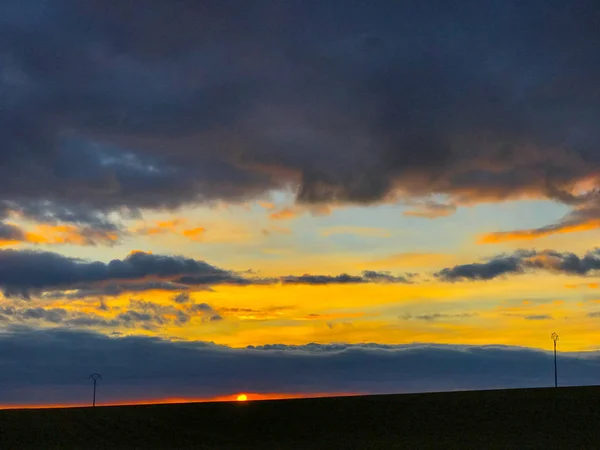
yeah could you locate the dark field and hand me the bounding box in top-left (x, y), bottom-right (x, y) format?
top-left (1, 386), bottom-right (600, 449)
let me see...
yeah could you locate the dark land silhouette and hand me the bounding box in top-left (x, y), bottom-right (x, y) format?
top-left (1, 386), bottom-right (599, 449)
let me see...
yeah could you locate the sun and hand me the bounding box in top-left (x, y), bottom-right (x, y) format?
top-left (236, 393), bottom-right (248, 402)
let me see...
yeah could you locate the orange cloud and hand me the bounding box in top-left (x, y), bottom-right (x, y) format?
top-left (25, 225), bottom-right (119, 246)
top-left (258, 201), bottom-right (275, 210)
top-left (134, 219), bottom-right (187, 236)
top-left (478, 219), bottom-right (600, 244)
top-left (133, 220), bottom-right (215, 243)
top-left (269, 207), bottom-right (298, 220)
top-left (182, 227), bottom-right (207, 241)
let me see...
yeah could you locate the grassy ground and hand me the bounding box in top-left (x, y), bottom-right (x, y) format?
top-left (0, 386), bottom-right (599, 449)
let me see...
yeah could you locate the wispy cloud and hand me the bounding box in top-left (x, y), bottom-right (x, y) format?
top-left (25, 224), bottom-right (120, 246)
top-left (523, 315), bottom-right (553, 321)
top-left (363, 253), bottom-right (456, 269)
top-left (400, 312), bottom-right (477, 322)
top-left (404, 202), bottom-right (457, 219)
top-left (0, 222), bottom-right (120, 247)
top-left (281, 271), bottom-right (411, 285)
top-left (0, 297), bottom-right (222, 331)
top-left (261, 226), bottom-right (292, 237)
top-left (319, 226), bottom-right (391, 238)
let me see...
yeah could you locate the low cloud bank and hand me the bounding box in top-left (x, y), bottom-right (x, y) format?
top-left (0, 327), bottom-right (598, 406)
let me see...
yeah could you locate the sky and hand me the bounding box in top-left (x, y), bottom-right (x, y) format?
top-left (1, 0), bottom-right (600, 407)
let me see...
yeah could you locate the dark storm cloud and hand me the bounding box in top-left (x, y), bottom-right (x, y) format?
top-left (0, 223), bottom-right (24, 242)
top-left (45, 281), bottom-right (189, 300)
top-left (1, 0), bottom-right (600, 227)
top-left (435, 253), bottom-right (528, 281)
top-left (0, 326), bottom-right (598, 406)
top-left (0, 250), bottom-right (246, 298)
top-left (362, 271), bottom-right (412, 283)
top-left (281, 274), bottom-right (366, 285)
top-left (0, 250), bottom-right (411, 299)
top-left (435, 248), bottom-right (600, 281)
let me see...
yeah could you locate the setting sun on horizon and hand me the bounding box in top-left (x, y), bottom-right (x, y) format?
top-left (0, 392), bottom-right (364, 410)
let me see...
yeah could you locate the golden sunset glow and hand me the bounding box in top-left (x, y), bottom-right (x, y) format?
top-left (26, 263), bottom-right (600, 352)
top-left (236, 394), bottom-right (248, 402)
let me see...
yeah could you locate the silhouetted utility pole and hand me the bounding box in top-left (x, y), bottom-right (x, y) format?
top-left (90, 373), bottom-right (102, 407)
top-left (551, 332), bottom-right (559, 388)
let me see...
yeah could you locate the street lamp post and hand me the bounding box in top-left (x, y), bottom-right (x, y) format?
top-left (551, 332), bottom-right (559, 388)
top-left (90, 373), bottom-right (102, 407)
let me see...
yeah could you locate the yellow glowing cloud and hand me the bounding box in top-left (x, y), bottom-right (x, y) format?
top-left (130, 249), bottom-right (152, 255)
top-left (0, 239), bottom-right (21, 247)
